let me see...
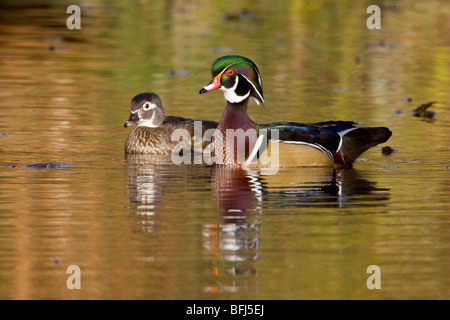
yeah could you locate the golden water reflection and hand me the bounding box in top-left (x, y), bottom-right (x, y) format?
top-left (124, 159), bottom-right (392, 295)
top-left (1, 0), bottom-right (449, 299)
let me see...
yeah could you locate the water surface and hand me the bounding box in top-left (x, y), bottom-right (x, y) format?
top-left (0, 1), bottom-right (449, 299)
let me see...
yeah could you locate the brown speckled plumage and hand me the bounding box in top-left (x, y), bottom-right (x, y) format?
top-left (124, 93), bottom-right (218, 155)
top-left (125, 116), bottom-right (217, 155)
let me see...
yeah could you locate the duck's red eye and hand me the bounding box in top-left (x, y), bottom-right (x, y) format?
top-left (225, 69), bottom-right (234, 76)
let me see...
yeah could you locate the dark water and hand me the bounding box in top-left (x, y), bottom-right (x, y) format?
top-left (0, 1), bottom-right (449, 299)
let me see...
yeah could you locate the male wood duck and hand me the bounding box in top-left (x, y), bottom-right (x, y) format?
top-left (124, 92), bottom-right (217, 155)
top-left (199, 55), bottom-right (392, 168)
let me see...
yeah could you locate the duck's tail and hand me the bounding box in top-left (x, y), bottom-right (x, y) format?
top-left (335, 126), bottom-right (392, 168)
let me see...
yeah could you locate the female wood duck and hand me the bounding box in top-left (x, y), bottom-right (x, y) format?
top-left (199, 55), bottom-right (392, 168)
top-left (124, 92), bottom-right (217, 155)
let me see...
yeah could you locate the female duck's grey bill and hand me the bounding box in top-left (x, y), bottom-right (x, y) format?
top-left (124, 112), bottom-right (139, 128)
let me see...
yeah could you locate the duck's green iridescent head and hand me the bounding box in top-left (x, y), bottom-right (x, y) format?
top-left (199, 55), bottom-right (264, 105)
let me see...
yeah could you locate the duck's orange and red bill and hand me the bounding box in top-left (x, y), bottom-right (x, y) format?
top-left (199, 73), bottom-right (222, 94)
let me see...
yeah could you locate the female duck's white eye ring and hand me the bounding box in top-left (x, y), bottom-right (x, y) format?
top-left (142, 102), bottom-right (152, 111)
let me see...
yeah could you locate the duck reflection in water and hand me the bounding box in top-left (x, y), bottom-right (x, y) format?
top-left (124, 155), bottom-right (389, 293)
top-left (203, 167), bottom-right (263, 293)
top-left (125, 154), bottom-right (169, 233)
top-left (260, 168), bottom-right (390, 209)
top-left (204, 166), bottom-right (390, 293)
